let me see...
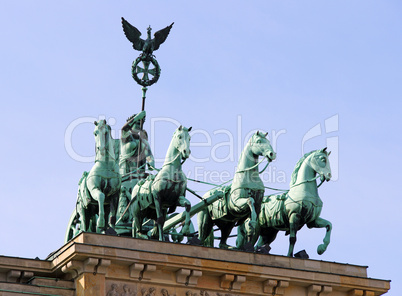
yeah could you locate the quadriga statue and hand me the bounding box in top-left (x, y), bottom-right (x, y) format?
top-left (237, 148), bottom-right (332, 257)
top-left (130, 125), bottom-right (193, 241)
top-left (197, 131), bottom-right (276, 248)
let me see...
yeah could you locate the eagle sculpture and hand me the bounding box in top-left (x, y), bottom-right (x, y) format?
top-left (122, 17), bottom-right (174, 57)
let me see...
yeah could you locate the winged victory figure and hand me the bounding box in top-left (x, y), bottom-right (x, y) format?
top-left (122, 17), bottom-right (174, 57)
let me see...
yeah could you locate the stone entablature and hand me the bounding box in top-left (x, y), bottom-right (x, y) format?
top-left (0, 233), bottom-right (390, 295)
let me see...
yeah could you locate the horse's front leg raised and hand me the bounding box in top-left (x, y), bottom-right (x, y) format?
top-left (177, 196), bottom-right (191, 236)
top-left (307, 217), bottom-right (332, 255)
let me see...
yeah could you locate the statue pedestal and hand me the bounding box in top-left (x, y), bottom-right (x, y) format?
top-left (0, 232), bottom-right (390, 295)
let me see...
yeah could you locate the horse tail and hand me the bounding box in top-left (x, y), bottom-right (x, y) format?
top-left (78, 171), bottom-right (89, 185)
top-left (77, 171), bottom-right (91, 209)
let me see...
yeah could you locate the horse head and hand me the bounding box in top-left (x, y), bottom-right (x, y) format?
top-left (250, 131), bottom-right (276, 162)
top-left (93, 120), bottom-right (115, 161)
top-left (173, 125), bottom-right (192, 160)
top-left (309, 148), bottom-right (332, 182)
top-left (94, 119), bottom-right (110, 137)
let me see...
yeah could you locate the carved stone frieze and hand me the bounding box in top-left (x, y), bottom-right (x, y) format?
top-left (161, 288), bottom-right (175, 296)
top-left (106, 284), bottom-right (245, 296)
top-left (106, 284), bottom-right (180, 296)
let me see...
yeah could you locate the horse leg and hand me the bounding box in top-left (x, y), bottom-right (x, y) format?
top-left (77, 201), bottom-right (87, 232)
top-left (250, 221), bottom-right (261, 246)
top-left (218, 222), bottom-right (234, 249)
top-left (89, 208), bottom-right (97, 232)
top-left (236, 222), bottom-right (247, 249)
top-left (307, 217), bottom-right (332, 255)
top-left (248, 198), bottom-right (257, 223)
top-left (258, 227), bottom-right (279, 250)
top-left (244, 197), bottom-right (259, 243)
top-left (288, 213), bottom-right (301, 257)
top-left (91, 189), bottom-right (106, 232)
top-left (108, 193), bottom-right (118, 227)
top-left (197, 209), bottom-right (213, 246)
top-left (131, 199), bottom-right (146, 239)
top-left (231, 194), bottom-right (257, 225)
top-left (177, 196), bottom-right (191, 235)
top-left (153, 194), bottom-right (165, 241)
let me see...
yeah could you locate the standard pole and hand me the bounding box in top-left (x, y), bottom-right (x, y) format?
top-left (140, 86), bottom-right (147, 129)
top-left (137, 86), bottom-right (148, 173)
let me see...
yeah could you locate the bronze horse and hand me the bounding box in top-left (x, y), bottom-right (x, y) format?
top-left (69, 120), bottom-right (121, 238)
top-left (237, 148), bottom-right (332, 256)
top-left (130, 126), bottom-right (192, 241)
top-left (197, 131), bottom-right (276, 248)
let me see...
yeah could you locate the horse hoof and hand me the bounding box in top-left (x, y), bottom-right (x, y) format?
top-left (182, 226), bottom-right (190, 235)
top-left (97, 218), bottom-right (105, 229)
top-left (219, 244), bottom-right (235, 250)
top-left (317, 244), bottom-right (327, 255)
top-left (136, 233), bottom-right (149, 239)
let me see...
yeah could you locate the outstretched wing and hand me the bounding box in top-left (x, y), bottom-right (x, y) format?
top-left (121, 17), bottom-right (144, 51)
top-left (153, 22), bottom-right (174, 51)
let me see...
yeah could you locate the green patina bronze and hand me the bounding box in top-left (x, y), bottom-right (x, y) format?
top-left (65, 114), bottom-right (155, 242)
top-left (116, 110), bottom-right (155, 225)
top-left (65, 120), bottom-right (121, 242)
top-left (130, 126), bottom-right (192, 241)
top-left (132, 56), bottom-right (161, 87)
top-left (121, 17), bottom-right (173, 87)
top-left (197, 131), bottom-right (276, 249)
top-left (64, 20), bottom-right (335, 257)
top-left (237, 148), bottom-right (332, 257)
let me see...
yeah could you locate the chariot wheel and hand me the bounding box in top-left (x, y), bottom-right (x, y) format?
top-left (165, 213), bottom-right (196, 243)
top-left (65, 209), bottom-right (81, 243)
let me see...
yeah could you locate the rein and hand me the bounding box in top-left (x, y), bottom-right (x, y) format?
top-left (162, 150), bottom-right (187, 168)
top-left (184, 156), bottom-right (270, 191)
top-left (162, 152), bottom-right (180, 167)
top-left (236, 156), bottom-right (270, 174)
top-left (289, 175), bottom-right (321, 189)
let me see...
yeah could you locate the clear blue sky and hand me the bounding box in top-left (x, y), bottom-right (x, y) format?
top-left (1, 1), bottom-right (401, 295)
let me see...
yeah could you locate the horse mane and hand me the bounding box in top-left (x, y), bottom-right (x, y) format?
top-left (173, 126), bottom-right (189, 136)
top-left (289, 150), bottom-right (317, 186)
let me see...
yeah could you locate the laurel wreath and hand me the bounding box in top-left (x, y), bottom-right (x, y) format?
top-left (131, 55), bottom-right (161, 87)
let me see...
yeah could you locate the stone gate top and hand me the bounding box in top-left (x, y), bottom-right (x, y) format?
top-left (0, 233), bottom-right (391, 296)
